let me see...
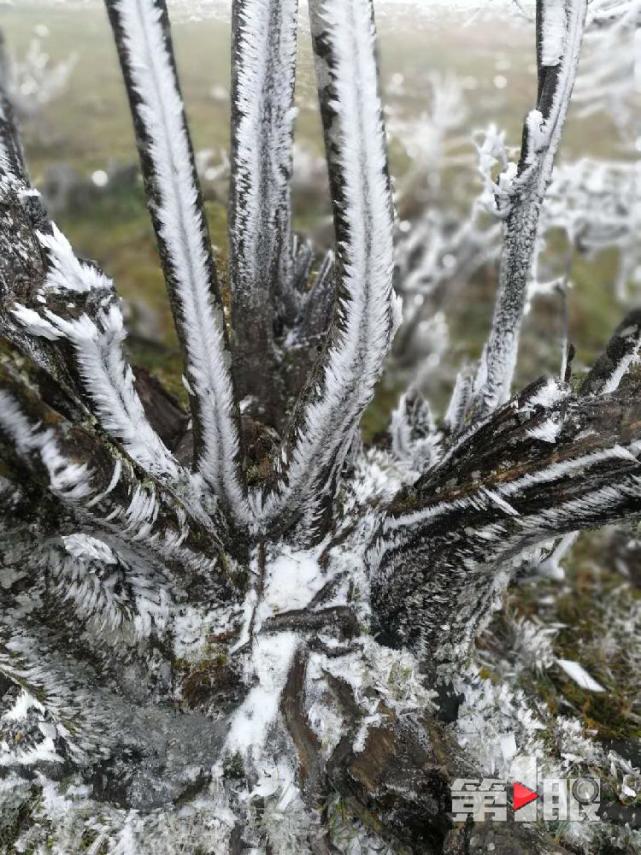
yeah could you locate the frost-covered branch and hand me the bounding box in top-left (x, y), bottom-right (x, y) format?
top-left (387, 72), bottom-right (471, 208)
top-left (0, 464), bottom-right (76, 547)
top-left (575, 0), bottom-right (640, 140)
top-left (263, 0), bottom-right (397, 539)
top-left (2, 32), bottom-right (76, 125)
top-left (371, 368), bottom-right (641, 667)
top-left (471, 0), bottom-right (587, 417)
top-left (229, 0), bottom-right (299, 423)
top-left (0, 31), bottom-right (75, 162)
top-left (0, 626), bottom-right (124, 765)
top-left (11, 226), bottom-right (187, 488)
top-left (389, 77), bottom-right (502, 380)
top-left (3, 2), bottom-right (641, 849)
top-left (581, 309), bottom-right (641, 395)
top-left (106, 0), bottom-right (247, 525)
top-left (0, 136), bottom-right (94, 409)
top-left (393, 203), bottom-right (501, 367)
top-left (0, 352), bottom-right (227, 592)
top-left (390, 388), bottom-right (442, 473)
top-left (0, 72), bottom-right (206, 518)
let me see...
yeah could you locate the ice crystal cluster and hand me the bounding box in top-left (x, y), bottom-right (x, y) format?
top-left (1, 1), bottom-right (641, 852)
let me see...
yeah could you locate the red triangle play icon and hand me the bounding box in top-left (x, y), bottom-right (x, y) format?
top-left (513, 781), bottom-right (539, 812)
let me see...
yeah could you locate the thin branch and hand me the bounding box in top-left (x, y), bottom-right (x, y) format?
top-left (105, 0), bottom-right (248, 525)
top-left (0, 625), bottom-right (122, 765)
top-left (280, 647), bottom-right (325, 804)
top-left (390, 388), bottom-right (441, 472)
top-left (0, 53), bottom-right (201, 513)
top-left (262, 605), bottom-right (359, 637)
top-left (11, 227), bottom-right (185, 488)
top-left (580, 308), bottom-right (641, 396)
top-left (472, 0), bottom-right (587, 417)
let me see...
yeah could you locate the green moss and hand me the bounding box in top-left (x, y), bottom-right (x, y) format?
top-left (361, 377), bottom-right (405, 444)
top-left (491, 530), bottom-right (641, 747)
top-left (222, 751), bottom-right (245, 781)
top-left (555, 679), bottom-right (640, 742)
top-left (177, 645), bottom-right (237, 710)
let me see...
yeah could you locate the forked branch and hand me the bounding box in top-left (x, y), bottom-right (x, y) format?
top-left (0, 349), bottom-right (228, 595)
top-left (0, 68), bottom-right (209, 525)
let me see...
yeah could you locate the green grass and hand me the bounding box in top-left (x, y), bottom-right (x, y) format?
top-left (484, 530), bottom-right (641, 746)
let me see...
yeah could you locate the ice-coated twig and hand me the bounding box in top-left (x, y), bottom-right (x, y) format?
top-left (0, 627), bottom-right (121, 765)
top-left (106, 0), bottom-right (247, 525)
top-left (295, 249), bottom-right (335, 345)
top-left (472, 0), bottom-right (587, 417)
top-left (393, 204), bottom-right (500, 364)
top-left (3, 34), bottom-right (76, 128)
top-left (262, 0), bottom-right (397, 538)
top-left (41, 535), bottom-right (173, 638)
top-left (0, 49), bottom-right (208, 517)
top-left (575, 0), bottom-right (641, 139)
top-left (229, 0), bottom-right (299, 417)
top-left (543, 159), bottom-right (641, 302)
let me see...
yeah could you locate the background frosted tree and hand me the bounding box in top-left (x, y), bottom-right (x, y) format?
top-left (1, 1), bottom-right (641, 852)
top-left (1, 26), bottom-right (76, 144)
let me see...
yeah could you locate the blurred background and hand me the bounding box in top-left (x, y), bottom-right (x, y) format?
top-left (3, 1), bottom-right (641, 762)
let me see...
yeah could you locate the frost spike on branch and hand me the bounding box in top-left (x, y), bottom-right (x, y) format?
top-left (581, 309), bottom-right (641, 396)
top-left (229, 0), bottom-right (299, 423)
top-left (0, 462), bottom-right (77, 543)
top-left (106, 0), bottom-right (248, 526)
top-left (0, 629), bottom-right (121, 765)
top-left (4, 2), bottom-right (641, 845)
top-left (390, 388), bottom-right (442, 474)
top-left (0, 187), bottom-right (86, 409)
top-left (262, 0), bottom-right (397, 538)
top-left (40, 535), bottom-right (174, 638)
top-left (574, 2), bottom-right (639, 135)
top-left (472, 0), bottom-right (587, 418)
